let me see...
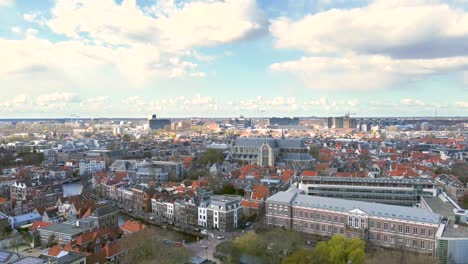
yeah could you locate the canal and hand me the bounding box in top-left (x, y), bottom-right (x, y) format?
top-left (62, 182), bottom-right (198, 243)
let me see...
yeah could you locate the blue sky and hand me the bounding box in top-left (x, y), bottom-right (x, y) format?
top-left (0, 0), bottom-right (467, 118)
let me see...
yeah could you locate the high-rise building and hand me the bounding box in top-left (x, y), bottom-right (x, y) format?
top-left (148, 114), bottom-right (171, 130)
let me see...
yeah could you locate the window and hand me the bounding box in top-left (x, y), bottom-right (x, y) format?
top-left (429, 241), bottom-right (433, 250)
top-left (391, 224), bottom-right (395, 232)
top-left (334, 216), bottom-right (338, 223)
top-left (305, 223), bottom-right (308, 229)
top-left (328, 215), bottom-right (332, 222)
top-left (369, 233), bottom-right (374, 240)
top-left (391, 237), bottom-right (395, 244)
top-left (300, 211), bottom-right (303, 217)
top-left (305, 212), bottom-right (308, 218)
top-left (428, 229), bottom-right (433, 237)
top-left (405, 239), bottom-right (410, 247)
top-left (384, 235), bottom-right (388, 243)
top-left (398, 225), bottom-right (403, 233)
top-left (340, 217), bottom-right (344, 223)
top-left (316, 224), bottom-right (320, 231)
top-left (328, 226), bottom-right (332, 233)
top-left (376, 234), bottom-right (381, 241)
top-left (322, 225), bottom-right (326, 232)
top-left (420, 228), bottom-right (425, 236)
top-left (413, 227), bottom-right (418, 235)
top-left (334, 226), bottom-right (337, 233)
top-left (340, 228), bottom-right (344, 234)
top-left (370, 221), bottom-right (374, 228)
top-left (384, 223), bottom-right (388, 231)
top-left (348, 217), bottom-right (353, 227)
top-left (406, 226), bottom-right (410, 234)
top-left (322, 215), bottom-right (326, 221)
top-left (377, 222), bottom-right (381, 229)
top-left (354, 217), bottom-right (359, 228)
top-left (413, 240), bottom-right (418, 248)
top-left (420, 241), bottom-right (425, 249)
top-left (361, 218), bottom-right (365, 229)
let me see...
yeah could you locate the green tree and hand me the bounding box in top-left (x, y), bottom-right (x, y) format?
top-left (220, 184), bottom-right (236, 195)
top-left (233, 231), bottom-right (263, 257)
top-left (282, 249), bottom-right (316, 264)
top-left (314, 236), bottom-right (366, 264)
top-left (199, 149), bottom-right (226, 166)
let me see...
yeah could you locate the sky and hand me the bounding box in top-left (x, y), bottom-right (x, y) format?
top-left (0, 0), bottom-right (468, 118)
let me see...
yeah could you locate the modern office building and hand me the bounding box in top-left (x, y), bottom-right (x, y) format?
top-left (268, 117), bottom-right (300, 126)
top-left (198, 195), bottom-right (243, 231)
top-left (148, 114), bottom-right (171, 130)
top-left (230, 137), bottom-right (312, 167)
top-left (421, 195), bottom-right (468, 264)
top-left (298, 177), bottom-right (436, 206)
top-left (266, 189), bottom-right (441, 254)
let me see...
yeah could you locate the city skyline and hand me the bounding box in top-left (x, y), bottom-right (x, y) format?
top-left (1, 0), bottom-right (468, 118)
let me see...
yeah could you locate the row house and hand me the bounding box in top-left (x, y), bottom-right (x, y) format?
top-left (131, 184), bottom-right (156, 213)
top-left (198, 195), bottom-right (243, 231)
top-left (266, 189), bottom-right (441, 255)
top-left (79, 159), bottom-right (106, 176)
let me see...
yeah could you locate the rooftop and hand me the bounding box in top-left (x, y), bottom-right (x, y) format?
top-left (422, 196), bottom-right (456, 220)
top-left (268, 189), bottom-right (441, 224)
top-left (38, 223), bottom-right (89, 236)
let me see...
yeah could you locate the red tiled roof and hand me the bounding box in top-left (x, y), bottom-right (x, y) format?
top-left (103, 241), bottom-right (125, 258)
top-left (316, 163), bottom-right (329, 171)
top-left (301, 170), bottom-right (318, 177)
top-left (251, 185), bottom-right (270, 200)
top-left (29, 221), bottom-right (52, 231)
top-left (48, 242), bottom-right (72, 256)
top-left (0, 197), bottom-right (7, 203)
top-left (120, 220), bottom-right (147, 234)
top-left (241, 200), bottom-right (261, 208)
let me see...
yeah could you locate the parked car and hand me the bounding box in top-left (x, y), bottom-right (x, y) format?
top-left (149, 216), bottom-right (154, 221)
top-left (245, 222), bottom-right (252, 227)
top-left (217, 235), bottom-right (225, 240)
top-left (201, 229), bottom-right (208, 235)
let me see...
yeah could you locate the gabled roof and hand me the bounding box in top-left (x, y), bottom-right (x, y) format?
top-left (120, 220), bottom-right (147, 234)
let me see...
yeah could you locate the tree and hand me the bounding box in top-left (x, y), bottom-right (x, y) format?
top-left (233, 231), bottom-right (263, 257)
top-left (308, 144), bottom-right (321, 160)
top-left (199, 149), bottom-right (226, 166)
top-left (220, 184), bottom-right (236, 195)
top-left (47, 233), bottom-right (57, 248)
top-left (314, 236), bottom-right (366, 264)
top-left (124, 230), bottom-right (194, 264)
top-left (282, 249), bottom-right (316, 264)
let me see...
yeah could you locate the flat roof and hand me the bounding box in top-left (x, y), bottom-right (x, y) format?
top-left (422, 197), bottom-right (456, 220)
top-left (38, 223), bottom-right (88, 236)
top-left (442, 222), bottom-right (468, 238)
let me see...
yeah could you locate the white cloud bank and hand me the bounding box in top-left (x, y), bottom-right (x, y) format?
top-left (270, 0), bottom-right (468, 90)
top-left (0, 0), bottom-right (266, 88)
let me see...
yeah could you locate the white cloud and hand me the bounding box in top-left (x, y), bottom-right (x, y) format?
top-left (47, 0), bottom-right (266, 50)
top-left (0, 0), bottom-right (266, 90)
top-left (36, 92), bottom-right (79, 106)
top-left (271, 96), bottom-right (286, 106)
top-left (270, 55), bottom-right (468, 90)
top-left (191, 95), bottom-right (213, 105)
top-left (271, 0), bottom-right (468, 58)
top-left (0, 0), bottom-right (13, 7)
top-left (270, 0), bottom-right (468, 90)
top-left (455, 101), bottom-right (468, 108)
top-left (11, 27), bottom-right (21, 34)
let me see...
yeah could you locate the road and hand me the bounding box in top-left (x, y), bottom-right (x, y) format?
top-left (185, 227), bottom-right (252, 262)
